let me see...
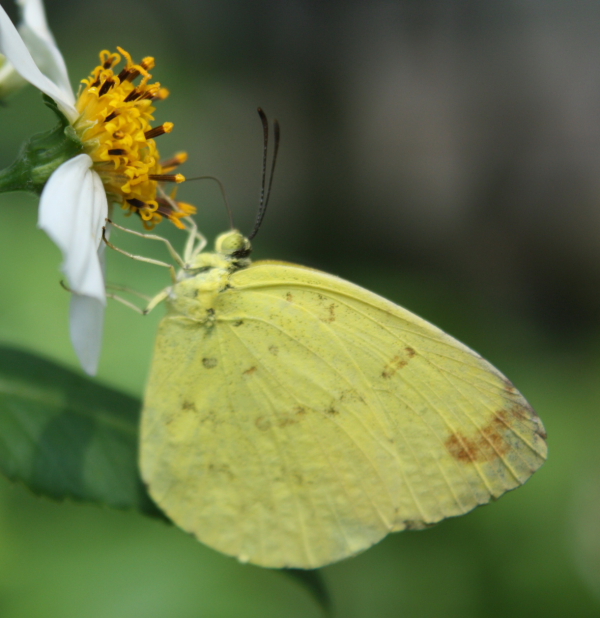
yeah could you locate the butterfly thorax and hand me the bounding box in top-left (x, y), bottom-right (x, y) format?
top-left (167, 230), bottom-right (252, 322)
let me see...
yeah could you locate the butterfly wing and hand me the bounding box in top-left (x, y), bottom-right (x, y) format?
top-left (141, 261), bottom-right (547, 569)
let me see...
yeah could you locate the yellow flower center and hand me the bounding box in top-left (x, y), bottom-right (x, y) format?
top-left (72, 48), bottom-right (196, 229)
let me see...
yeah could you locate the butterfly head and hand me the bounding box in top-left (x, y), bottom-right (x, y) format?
top-left (215, 230), bottom-right (252, 267)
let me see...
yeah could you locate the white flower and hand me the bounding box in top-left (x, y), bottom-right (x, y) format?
top-left (0, 0), bottom-right (68, 101)
top-left (0, 1), bottom-right (194, 375)
top-left (0, 1), bottom-right (105, 374)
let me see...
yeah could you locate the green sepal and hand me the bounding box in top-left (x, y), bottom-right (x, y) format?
top-left (0, 93), bottom-right (83, 196)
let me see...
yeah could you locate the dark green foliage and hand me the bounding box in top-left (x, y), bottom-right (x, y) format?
top-left (0, 344), bottom-right (160, 516)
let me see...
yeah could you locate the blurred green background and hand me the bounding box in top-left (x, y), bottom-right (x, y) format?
top-left (1, 0), bottom-right (600, 616)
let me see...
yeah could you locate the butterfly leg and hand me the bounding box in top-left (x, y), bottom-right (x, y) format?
top-left (105, 219), bottom-right (186, 268)
top-left (106, 284), bottom-right (152, 301)
top-left (102, 226), bottom-right (179, 283)
top-left (61, 279), bottom-right (165, 314)
top-left (105, 292), bottom-right (146, 314)
top-left (182, 216), bottom-right (207, 262)
top-left (106, 287), bottom-right (170, 315)
top-left (143, 288), bottom-right (171, 314)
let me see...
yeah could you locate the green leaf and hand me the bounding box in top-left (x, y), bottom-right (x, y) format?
top-left (0, 345), bottom-right (162, 518)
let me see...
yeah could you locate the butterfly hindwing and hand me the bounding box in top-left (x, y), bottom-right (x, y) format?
top-left (141, 261), bottom-right (547, 569)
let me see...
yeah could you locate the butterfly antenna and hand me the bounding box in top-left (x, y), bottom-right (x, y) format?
top-left (248, 108), bottom-right (280, 241)
top-left (185, 175), bottom-right (235, 230)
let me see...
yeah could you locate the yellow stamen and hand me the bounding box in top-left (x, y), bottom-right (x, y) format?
top-left (144, 122), bottom-right (173, 139)
top-left (141, 57), bottom-right (155, 70)
top-left (153, 88), bottom-right (170, 101)
top-left (160, 151), bottom-right (188, 172)
top-left (155, 199), bottom-right (197, 229)
top-left (100, 50), bottom-right (120, 69)
top-left (73, 48), bottom-right (195, 230)
top-left (148, 173), bottom-right (186, 183)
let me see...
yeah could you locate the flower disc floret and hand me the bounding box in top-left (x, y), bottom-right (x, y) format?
top-left (73, 47), bottom-right (195, 229)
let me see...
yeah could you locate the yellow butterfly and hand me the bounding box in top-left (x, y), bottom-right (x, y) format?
top-left (110, 112), bottom-right (547, 569)
top-left (131, 225), bottom-right (547, 569)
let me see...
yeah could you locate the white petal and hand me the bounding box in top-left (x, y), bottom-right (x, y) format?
top-left (17, 0), bottom-right (74, 101)
top-left (69, 294), bottom-right (105, 375)
top-left (38, 154), bottom-right (108, 303)
top-left (70, 227), bottom-right (109, 375)
top-left (0, 4), bottom-right (77, 120)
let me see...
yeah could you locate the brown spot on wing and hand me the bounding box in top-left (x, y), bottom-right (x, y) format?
top-left (202, 357), bottom-right (218, 369)
top-left (339, 389), bottom-right (364, 403)
top-left (207, 463), bottom-right (235, 481)
top-left (243, 366), bottom-right (257, 376)
top-left (200, 410), bottom-right (222, 425)
top-left (381, 347), bottom-right (417, 379)
top-left (277, 415), bottom-right (298, 428)
top-left (285, 292), bottom-right (294, 302)
top-left (268, 345), bottom-right (279, 356)
top-left (382, 356), bottom-right (406, 378)
top-left (255, 416), bottom-right (271, 431)
top-left (445, 410), bottom-right (518, 463)
top-left (182, 400), bottom-right (197, 411)
top-left (509, 402), bottom-right (530, 421)
top-left (255, 410), bottom-right (306, 430)
top-left (321, 303), bottom-right (337, 323)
